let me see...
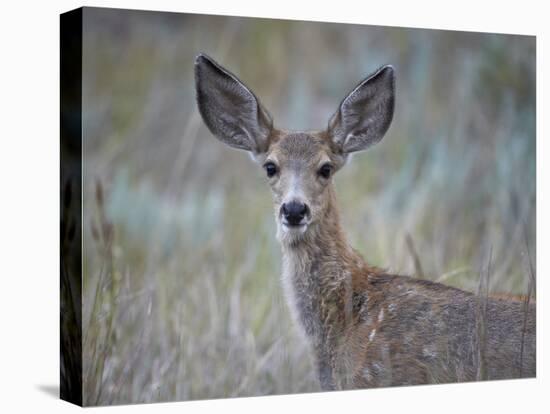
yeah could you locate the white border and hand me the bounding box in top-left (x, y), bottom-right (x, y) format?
top-left (0, 0), bottom-right (547, 413)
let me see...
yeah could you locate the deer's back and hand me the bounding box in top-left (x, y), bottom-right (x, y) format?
top-left (336, 273), bottom-right (536, 388)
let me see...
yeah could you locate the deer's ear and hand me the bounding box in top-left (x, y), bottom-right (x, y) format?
top-left (328, 65), bottom-right (395, 154)
top-left (194, 54), bottom-right (273, 154)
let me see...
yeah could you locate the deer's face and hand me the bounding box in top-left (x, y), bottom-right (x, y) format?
top-left (195, 54), bottom-right (395, 244)
top-left (260, 132), bottom-right (345, 242)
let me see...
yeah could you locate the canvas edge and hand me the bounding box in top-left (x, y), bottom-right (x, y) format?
top-left (60, 6), bottom-right (83, 407)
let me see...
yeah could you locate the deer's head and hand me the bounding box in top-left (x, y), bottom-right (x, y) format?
top-left (195, 54), bottom-right (395, 244)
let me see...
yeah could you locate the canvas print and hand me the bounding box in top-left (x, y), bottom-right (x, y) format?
top-left (60, 6), bottom-right (536, 406)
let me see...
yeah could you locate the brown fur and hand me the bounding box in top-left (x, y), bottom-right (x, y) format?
top-left (266, 130), bottom-right (535, 390)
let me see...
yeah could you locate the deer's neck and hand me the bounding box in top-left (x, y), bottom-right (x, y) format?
top-left (280, 185), bottom-right (364, 342)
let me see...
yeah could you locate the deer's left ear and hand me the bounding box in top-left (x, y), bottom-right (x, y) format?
top-left (328, 65), bottom-right (395, 154)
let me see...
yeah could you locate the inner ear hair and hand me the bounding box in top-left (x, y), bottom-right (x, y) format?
top-left (328, 65), bottom-right (395, 154)
top-left (194, 53), bottom-right (273, 154)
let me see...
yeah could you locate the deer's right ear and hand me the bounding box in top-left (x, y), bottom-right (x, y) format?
top-left (194, 54), bottom-right (273, 154)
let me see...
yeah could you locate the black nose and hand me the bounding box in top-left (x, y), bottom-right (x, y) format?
top-left (281, 201), bottom-right (309, 226)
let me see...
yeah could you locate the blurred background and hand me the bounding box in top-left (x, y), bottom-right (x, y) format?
top-left (81, 7), bottom-right (536, 405)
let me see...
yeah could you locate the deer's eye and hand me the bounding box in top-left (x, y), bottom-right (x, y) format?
top-left (264, 162), bottom-right (278, 178)
top-left (318, 163), bottom-right (332, 179)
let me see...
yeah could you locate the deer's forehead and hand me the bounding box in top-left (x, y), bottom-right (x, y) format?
top-left (269, 133), bottom-right (330, 165)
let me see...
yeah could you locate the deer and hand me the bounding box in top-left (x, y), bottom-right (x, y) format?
top-left (194, 53), bottom-right (536, 390)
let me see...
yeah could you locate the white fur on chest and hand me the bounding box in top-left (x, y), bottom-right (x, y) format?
top-left (280, 249), bottom-right (311, 341)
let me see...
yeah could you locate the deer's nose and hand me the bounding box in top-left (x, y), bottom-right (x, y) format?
top-left (281, 201), bottom-right (309, 226)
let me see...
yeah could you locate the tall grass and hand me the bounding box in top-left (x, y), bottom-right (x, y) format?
top-left (81, 8), bottom-right (535, 405)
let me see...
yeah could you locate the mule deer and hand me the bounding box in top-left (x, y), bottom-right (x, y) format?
top-left (194, 53), bottom-right (536, 390)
